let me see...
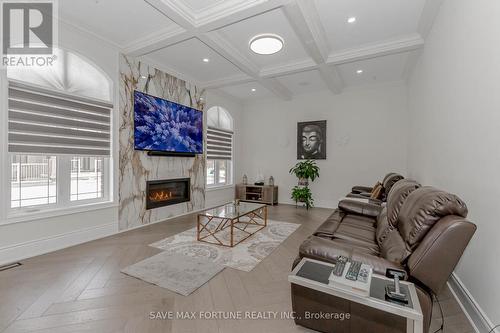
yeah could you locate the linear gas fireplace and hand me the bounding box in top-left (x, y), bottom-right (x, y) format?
top-left (146, 178), bottom-right (190, 210)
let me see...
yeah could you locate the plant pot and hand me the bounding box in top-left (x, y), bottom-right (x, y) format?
top-left (298, 178), bottom-right (309, 186)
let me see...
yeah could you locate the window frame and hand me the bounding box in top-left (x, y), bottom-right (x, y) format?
top-left (206, 106), bottom-right (234, 190)
top-left (6, 154), bottom-right (111, 216)
top-left (0, 48), bottom-right (115, 223)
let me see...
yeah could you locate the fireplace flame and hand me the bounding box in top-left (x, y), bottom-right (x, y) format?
top-left (149, 190), bottom-right (173, 202)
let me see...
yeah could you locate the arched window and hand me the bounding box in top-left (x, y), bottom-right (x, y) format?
top-left (7, 47), bottom-right (113, 211)
top-left (206, 106), bottom-right (233, 187)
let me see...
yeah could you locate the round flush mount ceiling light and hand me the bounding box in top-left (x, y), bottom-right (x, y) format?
top-left (202, 58), bottom-right (209, 63)
top-left (347, 17), bottom-right (357, 23)
top-left (249, 34), bottom-right (284, 55)
top-left (251, 88), bottom-right (256, 92)
top-left (356, 69), bottom-right (363, 74)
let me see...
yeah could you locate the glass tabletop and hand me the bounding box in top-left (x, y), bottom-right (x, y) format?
top-left (199, 202), bottom-right (266, 219)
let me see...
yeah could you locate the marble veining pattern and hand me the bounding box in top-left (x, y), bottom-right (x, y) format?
top-left (119, 55), bottom-right (206, 230)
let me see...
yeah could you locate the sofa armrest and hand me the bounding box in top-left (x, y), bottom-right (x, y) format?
top-left (351, 185), bottom-right (373, 194)
top-left (338, 200), bottom-right (382, 217)
top-left (346, 193), bottom-right (383, 205)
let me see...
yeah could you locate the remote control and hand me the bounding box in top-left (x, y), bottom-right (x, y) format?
top-left (332, 256), bottom-right (348, 276)
top-left (357, 267), bottom-right (370, 283)
top-left (345, 260), bottom-right (362, 281)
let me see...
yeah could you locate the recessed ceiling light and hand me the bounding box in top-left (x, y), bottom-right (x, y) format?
top-left (140, 75), bottom-right (147, 79)
top-left (251, 88), bottom-right (256, 92)
top-left (356, 69), bottom-right (363, 74)
top-left (249, 34), bottom-right (284, 55)
top-left (348, 17), bottom-right (357, 24)
top-left (202, 58), bottom-right (209, 63)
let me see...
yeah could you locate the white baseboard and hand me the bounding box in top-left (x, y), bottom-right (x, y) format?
top-left (0, 222), bottom-right (118, 267)
top-left (0, 204), bottom-right (224, 267)
top-left (448, 273), bottom-right (499, 333)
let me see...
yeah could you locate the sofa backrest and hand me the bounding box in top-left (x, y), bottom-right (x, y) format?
top-left (382, 173), bottom-right (404, 197)
top-left (376, 179), bottom-right (420, 264)
top-left (386, 179), bottom-right (421, 227)
top-left (398, 187), bottom-right (468, 249)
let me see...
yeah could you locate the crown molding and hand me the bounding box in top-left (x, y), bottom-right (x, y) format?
top-left (259, 58), bottom-right (316, 78)
top-left (123, 26), bottom-right (189, 56)
top-left (145, 0), bottom-right (196, 29)
top-left (202, 74), bottom-right (253, 89)
top-left (140, 56), bottom-right (202, 87)
top-left (327, 34), bottom-right (425, 65)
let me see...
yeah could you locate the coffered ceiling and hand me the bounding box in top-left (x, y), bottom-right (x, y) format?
top-left (59, 0), bottom-right (444, 102)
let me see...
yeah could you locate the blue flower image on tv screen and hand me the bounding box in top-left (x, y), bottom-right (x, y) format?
top-left (134, 91), bottom-right (203, 153)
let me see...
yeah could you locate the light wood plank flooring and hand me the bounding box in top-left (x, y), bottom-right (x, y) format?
top-left (0, 205), bottom-right (474, 333)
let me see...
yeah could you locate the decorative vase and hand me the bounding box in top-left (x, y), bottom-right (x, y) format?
top-left (269, 176), bottom-right (274, 186)
top-left (243, 174), bottom-right (248, 185)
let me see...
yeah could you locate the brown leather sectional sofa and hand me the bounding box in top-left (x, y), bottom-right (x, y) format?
top-left (291, 178), bottom-right (477, 333)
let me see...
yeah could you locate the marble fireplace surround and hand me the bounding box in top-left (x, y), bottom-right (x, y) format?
top-left (118, 55), bottom-right (206, 231)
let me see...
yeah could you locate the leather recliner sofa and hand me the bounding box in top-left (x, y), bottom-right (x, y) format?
top-left (347, 172), bottom-right (404, 202)
top-left (291, 179), bottom-right (477, 333)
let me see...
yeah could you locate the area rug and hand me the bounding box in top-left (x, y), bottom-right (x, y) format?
top-left (149, 220), bottom-right (300, 272)
top-left (121, 252), bottom-right (224, 296)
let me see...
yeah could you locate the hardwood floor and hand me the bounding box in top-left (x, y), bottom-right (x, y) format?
top-left (0, 205), bottom-right (474, 333)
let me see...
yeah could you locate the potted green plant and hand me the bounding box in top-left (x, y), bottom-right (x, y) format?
top-left (289, 160), bottom-right (320, 186)
top-left (289, 160), bottom-right (320, 209)
top-left (291, 186), bottom-right (314, 209)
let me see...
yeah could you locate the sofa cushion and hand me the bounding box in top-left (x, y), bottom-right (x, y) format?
top-left (398, 187), bottom-right (468, 249)
top-left (333, 217), bottom-right (378, 249)
top-left (314, 210), bottom-right (343, 238)
top-left (386, 179), bottom-right (421, 227)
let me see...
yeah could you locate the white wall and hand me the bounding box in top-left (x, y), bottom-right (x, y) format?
top-left (204, 90), bottom-right (244, 208)
top-left (240, 83), bottom-right (408, 208)
top-left (407, 0), bottom-right (500, 327)
top-left (0, 20), bottom-right (120, 265)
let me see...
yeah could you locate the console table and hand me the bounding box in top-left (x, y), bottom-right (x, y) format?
top-left (289, 258), bottom-right (423, 333)
top-left (235, 184), bottom-right (278, 205)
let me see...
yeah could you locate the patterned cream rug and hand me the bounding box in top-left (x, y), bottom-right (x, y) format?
top-left (149, 220), bottom-right (300, 272)
top-left (121, 253), bottom-right (224, 296)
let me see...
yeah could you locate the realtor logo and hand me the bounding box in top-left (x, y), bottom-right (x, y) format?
top-left (1, 0), bottom-right (57, 67)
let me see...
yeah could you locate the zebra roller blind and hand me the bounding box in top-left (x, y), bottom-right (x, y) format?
top-left (8, 80), bottom-right (112, 156)
top-left (207, 126), bottom-right (233, 160)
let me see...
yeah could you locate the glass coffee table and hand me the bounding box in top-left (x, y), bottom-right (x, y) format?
top-left (197, 202), bottom-right (267, 247)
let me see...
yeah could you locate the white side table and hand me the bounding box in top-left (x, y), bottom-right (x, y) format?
top-left (289, 258), bottom-right (423, 333)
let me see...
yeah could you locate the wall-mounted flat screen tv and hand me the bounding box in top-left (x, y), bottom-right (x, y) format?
top-left (134, 91), bottom-right (203, 154)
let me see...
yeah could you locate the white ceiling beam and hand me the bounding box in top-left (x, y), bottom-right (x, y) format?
top-left (318, 65), bottom-right (343, 95)
top-left (124, 27), bottom-right (191, 57)
top-left (131, 0), bottom-right (289, 57)
top-left (327, 34), bottom-right (424, 65)
top-left (402, 0), bottom-right (443, 81)
top-left (282, 1), bottom-right (343, 94)
top-left (417, 0), bottom-right (445, 38)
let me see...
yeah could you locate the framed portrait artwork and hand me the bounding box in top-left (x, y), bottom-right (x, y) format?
top-left (297, 120), bottom-right (327, 160)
